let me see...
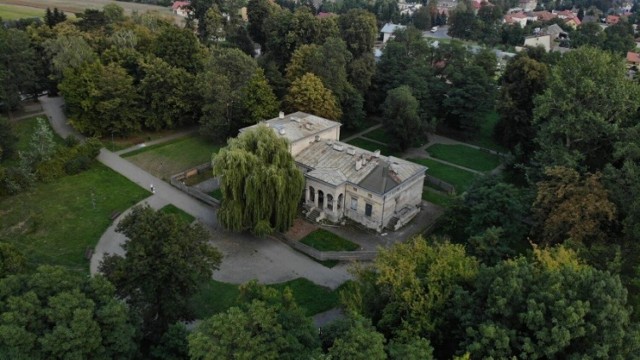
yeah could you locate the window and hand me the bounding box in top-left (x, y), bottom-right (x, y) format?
top-left (351, 197), bottom-right (358, 210)
top-left (365, 203), bottom-right (372, 217)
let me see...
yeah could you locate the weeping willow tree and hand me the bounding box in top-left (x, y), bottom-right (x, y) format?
top-left (212, 124), bottom-right (304, 236)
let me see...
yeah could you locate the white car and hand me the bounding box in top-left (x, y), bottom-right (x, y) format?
top-left (431, 26), bottom-right (438, 33)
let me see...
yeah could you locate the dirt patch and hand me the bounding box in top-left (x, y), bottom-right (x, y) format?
top-left (284, 218), bottom-right (318, 242)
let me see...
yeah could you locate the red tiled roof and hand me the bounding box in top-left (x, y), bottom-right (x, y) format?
top-left (627, 51), bottom-right (640, 64)
top-left (534, 11), bottom-right (556, 21)
top-left (607, 15), bottom-right (621, 24)
top-left (172, 1), bottom-right (190, 10)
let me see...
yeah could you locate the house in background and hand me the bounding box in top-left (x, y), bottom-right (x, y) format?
top-left (504, 12), bottom-right (529, 27)
top-left (240, 112), bottom-right (427, 232)
top-left (171, 1), bottom-right (191, 17)
top-left (381, 23), bottom-right (407, 43)
top-left (519, 0), bottom-right (538, 11)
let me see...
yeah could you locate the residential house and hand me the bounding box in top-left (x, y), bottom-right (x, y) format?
top-left (607, 15), bottom-right (621, 25)
top-left (532, 10), bottom-right (556, 21)
top-left (504, 12), bottom-right (529, 27)
top-left (239, 112), bottom-right (427, 232)
top-left (399, 2), bottom-right (423, 16)
top-left (171, 1), bottom-right (190, 17)
top-left (627, 51), bottom-right (640, 68)
top-left (554, 10), bottom-right (581, 28)
top-left (522, 34), bottom-right (551, 52)
top-left (381, 23), bottom-right (407, 43)
top-left (518, 24), bottom-right (570, 52)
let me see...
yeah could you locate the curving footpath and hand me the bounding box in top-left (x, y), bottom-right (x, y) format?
top-left (40, 96), bottom-right (353, 290)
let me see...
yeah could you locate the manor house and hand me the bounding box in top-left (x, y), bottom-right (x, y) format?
top-left (239, 112), bottom-right (427, 232)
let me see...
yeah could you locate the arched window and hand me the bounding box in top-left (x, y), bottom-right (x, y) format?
top-left (327, 194), bottom-right (334, 210)
top-left (309, 186), bottom-right (315, 202)
top-left (318, 190), bottom-right (324, 209)
top-left (337, 193), bottom-right (343, 210)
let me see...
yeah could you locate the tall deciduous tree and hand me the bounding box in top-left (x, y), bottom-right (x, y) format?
top-left (0, 266), bottom-right (138, 358)
top-left (0, 28), bottom-right (38, 110)
top-left (0, 243), bottom-right (25, 277)
top-left (99, 205), bottom-right (222, 350)
top-left (240, 68), bottom-right (279, 124)
top-left (43, 35), bottom-right (97, 82)
top-left (533, 166), bottom-right (616, 246)
top-left (247, 0), bottom-right (276, 47)
top-left (338, 9), bottom-right (378, 56)
top-left (328, 315), bottom-right (387, 360)
top-left (495, 54), bottom-right (548, 156)
top-left (443, 64), bottom-right (495, 136)
top-left (0, 117), bottom-right (17, 161)
top-left (59, 61), bottom-right (141, 136)
top-left (212, 125), bottom-right (304, 236)
top-left (284, 73), bottom-right (342, 120)
top-left (382, 85), bottom-right (422, 151)
top-left (138, 56), bottom-right (198, 130)
top-left (532, 47), bottom-right (640, 174)
top-left (455, 247), bottom-right (640, 358)
top-left (343, 237), bottom-right (478, 357)
top-left (152, 25), bottom-right (203, 73)
top-left (188, 282), bottom-right (319, 359)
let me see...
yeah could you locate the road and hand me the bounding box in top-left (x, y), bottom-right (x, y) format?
top-left (40, 96), bottom-right (353, 290)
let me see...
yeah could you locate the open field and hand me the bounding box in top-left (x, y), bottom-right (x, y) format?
top-left (300, 229), bottom-right (360, 251)
top-left (0, 4), bottom-right (42, 19)
top-left (361, 127), bottom-right (393, 144)
top-left (409, 157), bottom-right (478, 193)
top-left (0, 163), bottom-right (149, 273)
top-left (123, 136), bottom-right (220, 179)
top-left (0, 0), bottom-right (175, 18)
top-left (426, 144), bottom-right (502, 172)
top-left (190, 278), bottom-right (345, 319)
top-left (339, 117), bottom-right (381, 140)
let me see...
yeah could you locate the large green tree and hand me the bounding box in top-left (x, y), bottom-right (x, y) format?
top-left (338, 9), bottom-right (378, 56)
top-left (99, 205), bottom-right (222, 350)
top-left (382, 85), bottom-right (422, 151)
top-left (0, 28), bottom-right (38, 110)
top-left (284, 73), bottom-right (342, 120)
top-left (138, 56), bottom-right (199, 130)
top-left (152, 25), bottom-right (203, 73)
top-left (59, 61), bottom-right (141, 136)
top-left (198, 47), bottom-right (260, 139)
top-left (188, 282), bottom-right (319, 359)
top-left (532, 46), bottom-right (640, 174)
top-left (455, 247), bottom-right (640, 358)
top-left (212, 124), bottom-right (304, 236)
top-left (496, 54), bottom-right (549, 157)
top-left (0, 266), bottom-right (138, 359)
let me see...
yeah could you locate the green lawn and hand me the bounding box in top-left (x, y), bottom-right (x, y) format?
top-left (190, 278), bottom-right (343, 319)
top-left (339, 117), bottom-right (381, 140)
top-left (361, 127), bottom-right (393, 144)
top-left (0, 4), bottom-right (43, 20)
top-left (409, 157), bottom-right (478, 193)
top-left (159, 204), bottom-right (195, 225)
top-left (426, 144), bottom-right (501, 172)
top-left (123, 136), bottom-right (220, 179)
top-left (467, 111), bottom-right (507, 153)
top-left (5, 116), bottom-right (65, 166)
top-left (300, 229), bottom-right (360, 251)
top-left (422, 187), bottom-right (454, 208)
top-left (0, 163), bottom-right (149, 273)
top-left (346, 138), bottom-right (401, 157)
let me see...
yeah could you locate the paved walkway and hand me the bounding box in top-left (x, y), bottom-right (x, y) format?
top-left (41, 96), bottom-right (353, 289)
top-left (341, 123), bottom-right (382, 142)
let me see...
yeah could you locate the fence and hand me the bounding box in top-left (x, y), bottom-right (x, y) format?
top-left (169, 163), bottom-right (220, 207)
top-left (424, 174), bottom-right (455, 194)
top-left (275, 233), bottom-right (377, 262)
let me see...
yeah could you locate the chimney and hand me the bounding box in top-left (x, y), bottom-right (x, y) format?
top-left (279, 111), bottom-right (284, 119)
top-left (373, 150), bottom-right (380, 158)
top-left (355, 157), bottom-right (362, 171)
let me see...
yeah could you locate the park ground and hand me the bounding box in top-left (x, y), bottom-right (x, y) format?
top-left (2, 99), bottom-right (505, 320)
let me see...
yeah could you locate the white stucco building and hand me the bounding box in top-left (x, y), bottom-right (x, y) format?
top-left (240, 112), bottom-right (427, 232)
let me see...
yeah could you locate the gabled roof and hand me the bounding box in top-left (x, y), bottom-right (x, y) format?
top-left (533, 10), bottom-right (556, 21)
top-left (381, 23), bottom-right (406, 34)
top-left (239, 112), bottom-right (341, 145)
top-left (627, 51), bottom-right (640, 64)
top-left (295, 140), bottom-right (426, 195)
top-left (172, 1), bottom-right (190, 10)
top-left (607, 15), bottom-right (621, 24)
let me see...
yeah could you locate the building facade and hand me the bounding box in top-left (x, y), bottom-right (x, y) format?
top-left (240, 112), bottom-right (427, 232)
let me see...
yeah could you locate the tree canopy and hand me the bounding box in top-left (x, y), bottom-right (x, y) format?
top-left (212, 124), bottom-right (304, 236)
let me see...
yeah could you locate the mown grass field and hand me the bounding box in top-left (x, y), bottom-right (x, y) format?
top-left (409, 157), bottom-right (478, 193)
top-left (0, 0), bottom-right (174, 18)
top-left (426, 144), bottom-right (502, 172)
top-left (123, 136), bottom-right (220, 180)
top-left (0, 4), bottom-right (42, 19)
top-left (300, 229), bottom-right (360, 251)
top-left (361, 127), bottom-right (393, 144)
top-left (190, 278), bottom-right (346, 319)
top-left (0, 164), bottom-right (149, 273)
top-left (422, 186), bottom-right (454, 208)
